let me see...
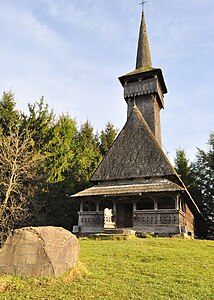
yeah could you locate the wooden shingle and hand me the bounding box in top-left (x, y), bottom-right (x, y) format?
top-left (91, 106), bottom-right (176, 182)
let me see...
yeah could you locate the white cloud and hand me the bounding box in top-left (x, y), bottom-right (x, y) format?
top-left (0, 4), bottom-right (62, 49)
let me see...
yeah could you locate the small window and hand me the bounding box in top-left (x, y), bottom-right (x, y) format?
top-left (136, 197), bottom-right (154, 210)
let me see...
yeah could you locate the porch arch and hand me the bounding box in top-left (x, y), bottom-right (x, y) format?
top-left (99, 199), bottom-right (113, 211)
top-left (82, 200), bottom-right (96, 211)
top-left (158, 197), bottom-right (175, 209)
top-left (136, 197), bottom-right (154, 210)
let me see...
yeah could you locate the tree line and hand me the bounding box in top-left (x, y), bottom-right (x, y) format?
top-left (174, 137), bottom-right (214, 239)
top-left (0, 91), bottom-right (213, 245)
top-left (0, 91), bottom-right (117, 246)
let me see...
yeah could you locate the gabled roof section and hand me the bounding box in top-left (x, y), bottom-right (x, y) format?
top-left (91, 106), bottom-right (176, 182)
top-left (136, 12), bottom-right (152, 69)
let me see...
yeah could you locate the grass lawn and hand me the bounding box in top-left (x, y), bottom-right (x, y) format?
top-left (0, 238), bottom-right (213, 299)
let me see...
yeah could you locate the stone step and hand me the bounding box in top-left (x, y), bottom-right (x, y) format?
top-left (76, 228), bottom-right (136, 239)
top-left (104, 228), bottom-right (136, 235)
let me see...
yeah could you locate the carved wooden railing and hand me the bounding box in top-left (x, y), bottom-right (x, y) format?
top-left (133, 209), bottom-right (186, 226)
top-left (124, 77), bottom-right (164, 106)
top-left (78, 210), bottom-right (115, 229)
top-left (78, 209), bottom-right (187, 230)
top-left (78, 212), bottom-right (104, 227)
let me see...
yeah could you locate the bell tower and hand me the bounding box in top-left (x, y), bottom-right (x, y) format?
top-left (119, 11), bottom-right (167, 145)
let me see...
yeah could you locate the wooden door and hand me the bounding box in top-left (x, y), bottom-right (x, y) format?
top-left (116, 203), bottom-right (133, 228)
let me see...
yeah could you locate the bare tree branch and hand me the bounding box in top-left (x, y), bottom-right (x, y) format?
top-left (0, 128), bottom-right (44, 247)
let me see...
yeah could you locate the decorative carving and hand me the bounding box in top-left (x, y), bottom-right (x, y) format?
top-left (78, 210), bottom-right (115, 229)
top-left (78, 212), bottom-right (104, 227)
top-left (124, 77), bottom-right (164, 106)
top-left (133, 210), bottom-right (185, 226)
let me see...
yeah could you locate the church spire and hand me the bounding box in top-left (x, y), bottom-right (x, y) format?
top-left (136, 11), bottom-right (152, 69)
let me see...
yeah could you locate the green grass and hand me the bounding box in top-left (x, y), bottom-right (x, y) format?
top-left (0, 238), bottom-right (214, 300)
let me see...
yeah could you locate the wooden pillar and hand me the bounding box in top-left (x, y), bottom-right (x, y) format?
top-left (113, 201), bottom-right (116, 212)
top-left (175, 195), bottom-right (180, 210)
top-left (112, 200), bottom-right (117, 224)
top-left (80, 201), bottom-right (83, 212)
top-left (96, 201), bottom-right (99, 212)
top-left (154, 198), bottom-right (158, 210)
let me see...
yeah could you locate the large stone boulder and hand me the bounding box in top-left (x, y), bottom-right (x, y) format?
top-left (0, 226), bottom-right (80, 277)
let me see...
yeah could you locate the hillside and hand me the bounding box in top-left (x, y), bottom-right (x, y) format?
top-left (0, 238), bottom-right (213, 299)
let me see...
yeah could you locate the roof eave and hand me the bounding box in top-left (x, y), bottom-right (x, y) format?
top-left (118, 68), bottom-right (168, 94)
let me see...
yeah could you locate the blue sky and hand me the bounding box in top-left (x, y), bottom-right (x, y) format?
top-left (0, 0), bottom-right (213, 162)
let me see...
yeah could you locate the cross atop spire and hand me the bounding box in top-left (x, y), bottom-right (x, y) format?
top-left (136, 8), bottom-right (152, 69)
top-left (139, 1), bottom-right (147, 12)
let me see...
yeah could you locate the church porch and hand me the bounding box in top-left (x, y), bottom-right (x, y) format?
top-left (75, 192), bottom-right (193, 237)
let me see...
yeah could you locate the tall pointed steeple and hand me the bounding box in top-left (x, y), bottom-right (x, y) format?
top-left (119, 9), bottom-right (167, 145)
top-left (136, 11), bottom-right (152, 69)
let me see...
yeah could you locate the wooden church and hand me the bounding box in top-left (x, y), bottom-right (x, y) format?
top-left (71, 10), bottom-right (200, 237)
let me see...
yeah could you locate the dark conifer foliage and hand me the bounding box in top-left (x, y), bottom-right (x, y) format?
top-left (174, 148), bottom-right (198, 200)
top-left (0, 91), bottom-right (20, 135)
top-left (21, 97), bottom-right (55, 156)
top-left (174, 135), bottom-right (214, 239)
top-left (193, 133), bottom-right (214, 239)
top-left (99, 122), bottom-right (118, 156)
top-left (174, 148), bottom-right (194, 188)
top-left (0, 92), bottom-right (117, 242)
top-left (69, 120), bottom-right (102, 191)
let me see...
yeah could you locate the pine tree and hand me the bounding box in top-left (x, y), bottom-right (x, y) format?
top-left (71, 120), bottom-right (102, 191)
top-left (0, 92), bottom-right (119, 231)
top-left (40, 114), bottom-right (78, 229)
top-left (41, 114), bottom-right (77, 183)
top-left (99, 122), bottom-right (118, 156)
top-left (0, 91), bottom-right (20, 134)
top-left (22, 97), bottom-right (55, 153)
top-left (174, 148), bottom-right (206, 237)
top-left (174, 148), bottom-right (195, 189)
top-left (193, 133), bottom-right (214, 239)
top-left (22, 100), bottom-right (79, 228)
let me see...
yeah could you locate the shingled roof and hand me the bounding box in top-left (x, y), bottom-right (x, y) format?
top-left (71, 180), bottom-right (184, 198)
top-left (136, 11), bottom-right (152, 69)
top-left (91, 105), bottom-right (177, 182)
